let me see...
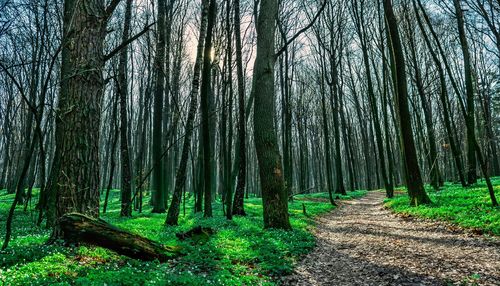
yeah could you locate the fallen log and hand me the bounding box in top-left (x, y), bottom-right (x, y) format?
top-left (57, 213), bottom-right (181, 262)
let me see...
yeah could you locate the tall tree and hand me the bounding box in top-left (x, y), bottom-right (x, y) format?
top-left (414, 0), bottom-right (467, 187)
top-left (453, 0), bottom-right (477, 185)
top-left (47, 0), bottom-right (121, 236)
top-left (232, 0), bottom-right (247, 217)
top-left (165, 0), bottom-right (209, 226)
top-left (383, 0), bottom-right (431, 206)
top-left (118, 0), bottom-right (133, 217)
top-left (404, 10), bottom-right (443, 190)
top-left (152, 0), bottom-right (167, 213)
top-left (352, 0), bottom-right (393, 197)
top-left (252, 0), bottom-right (291, 229)
top-left (200, 0), bottom-right (217, 218)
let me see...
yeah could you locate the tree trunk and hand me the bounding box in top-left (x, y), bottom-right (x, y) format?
top-left (252, 0), bottom-right (291, 230)
top-left (200, 0), bottom-right (217, 218)
top-left (57, 213), bottom-right (180, 262)
top-left (48, 0), bottom-right (107, 235)
top-left (453, 0), bottom-right (477, 185)
top-left (165, 0), bottom-right (208, 225)
top-left (118, 0), bottom-right (133, 217)
top-left (152, 0), bottom-right (167, 213)
top-left (405, 18), bottom-right (443, 189)
top-left (232, 0), bottom-right (247, 217)
top-left (383, 0), bottom-right (431, 206)
top-left (319, 56), bottom-right (335, 205)
top-left (352, 0), bottom-right (393, 197)
top-left (414, 0), bottom-right (467, 187)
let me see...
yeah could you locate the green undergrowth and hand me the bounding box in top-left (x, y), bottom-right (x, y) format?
top-left (384, 177), bottom-right (500, 236)
top-left (0, 189), bottom-right (365, 285)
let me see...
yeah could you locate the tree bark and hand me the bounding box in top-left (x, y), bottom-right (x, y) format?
top-left (252, 0), bottom-right (291, 230)
top-left (57, 213), bottom-right (180, 262)
top-left (48, 0), bottom-right (108, 235)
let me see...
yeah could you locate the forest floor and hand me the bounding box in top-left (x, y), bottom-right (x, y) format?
top-left (0, 189), bottom-right (366, 285)
top-left (281, 191), bottom-right (500, 286)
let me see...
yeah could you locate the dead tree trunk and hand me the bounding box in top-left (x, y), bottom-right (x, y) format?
top-left (57, 213), bottom-right (180, 262)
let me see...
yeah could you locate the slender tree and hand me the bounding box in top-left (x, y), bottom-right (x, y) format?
top-left (200, 0), bottom-right (217, 218)
top-left (118, 0), bottom-right (133, 217)
top-left (165, 0), bottom-right (209, 225)
top-left (383, 0), bottom-right (431, 206)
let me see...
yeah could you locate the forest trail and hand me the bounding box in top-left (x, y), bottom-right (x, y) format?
top-left (281, 191), bottom-right (500, 286)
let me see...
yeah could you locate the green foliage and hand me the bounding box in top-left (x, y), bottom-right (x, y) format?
top-left (385, 177), bottom-right (500, 235)
top-left (0, 189), bottom-right (365, 285)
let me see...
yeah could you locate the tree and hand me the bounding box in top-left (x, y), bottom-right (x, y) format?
top-left (453, 0), bottom-right (478, 185)
top-left (152, 0), bottom-right (167, 213)
top-left (200, 0), bottom-right (217, 218)
top-left (252, 0), bottom-right (291, 230)
top-left (118, 0), bottom-right (133, 217)
top-left (414, 0), bottom-right (467, 187)
top-left (352, 0), bottom-right (393, 197)
top-left (383, 0), bottom-right (431, 206)
top-left (165, 0), bottom-right (209, 226)
top-left (232, 0), bottom-right (247, 216)
top-left (47, 0), bottom-right (122, 237)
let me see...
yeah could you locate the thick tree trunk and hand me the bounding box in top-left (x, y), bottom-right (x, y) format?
top-left (57, 213), bottom-right (180, 262)
top-left (252, 0), bottom-right (291, 230)
top-left (48, 0), bottom-right (107, 235)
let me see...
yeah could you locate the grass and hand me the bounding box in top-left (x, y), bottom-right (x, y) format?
top-left (0, 189), bottom-right (365, 285)
top-left (384, 177), bottom-right (500, 236)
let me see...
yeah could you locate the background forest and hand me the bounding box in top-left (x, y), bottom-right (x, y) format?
top-left (0, 0), bottom-right (499, 285)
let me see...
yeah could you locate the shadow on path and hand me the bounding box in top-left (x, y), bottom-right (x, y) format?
top-left (281, 191), bottom-right (500, 286)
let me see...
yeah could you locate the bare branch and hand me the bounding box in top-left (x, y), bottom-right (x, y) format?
top-left (274, 0), bottom-right (327, 59)
top-left (103, 22), bottom-right (155, 62)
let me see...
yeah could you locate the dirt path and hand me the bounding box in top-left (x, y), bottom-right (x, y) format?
top-left (281, 191), bottom-right (500, 286)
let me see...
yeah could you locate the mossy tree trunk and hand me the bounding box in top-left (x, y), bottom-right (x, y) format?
top-left (58, 213), bottom-right (180, 262)
top-left (48, 0), bottom-right (110, 236)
